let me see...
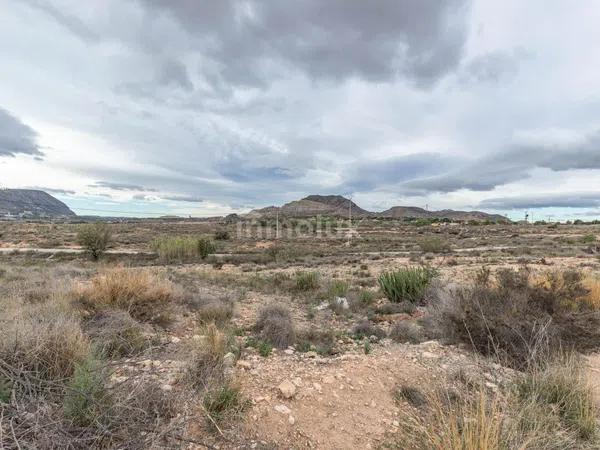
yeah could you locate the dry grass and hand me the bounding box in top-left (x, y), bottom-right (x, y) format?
top-left (582, 275), bottom-right (600, 310)
top-left (187, 323), bottom-right (229, 387)
top-left (0, 303), bottom-right (90, 381)
top-left (74, 267), bottom-right (179, 324)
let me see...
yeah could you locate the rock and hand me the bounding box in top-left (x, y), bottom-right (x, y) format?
top-left (278, 380), bottom-right (296, 399)
top-left (313, 382), bottom-right (322, 393)
top-left (421, 351), bottom-right (438, 359)
top-left (274, 404), bottom-right (291, 415)
top-left (288, 415), bottom-right (296, 425)
top-left (334, 296), bottom-right (349, 309)
top-left (284, 349), bottom-right (294, 355)
top-left (369, 335), bottom-right (379, 343)
top-left (223, 352), bottom-right (236, 368)
top-left (161, 384), bottom-right (173, 392)
top-left (305, 351), bottom-right (318, 358)
top-left (170, 336), bottom-right (181, 344)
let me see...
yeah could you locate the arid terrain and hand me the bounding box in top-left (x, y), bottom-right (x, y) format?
top-left (1, 217), bottom-right (600, 449)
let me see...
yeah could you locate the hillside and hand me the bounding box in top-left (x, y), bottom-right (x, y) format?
top-left (247, 195), bottom-right (509, 222)
top-left (0, 189), bottom-right (75, 217)
top-left (246, 195), bottom-right (370, 219)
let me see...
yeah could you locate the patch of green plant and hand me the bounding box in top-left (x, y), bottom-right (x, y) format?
top-left (63, 354), bottom-right (112, 427)
top-left (418, 236), bottom-right (451, 253)
top-left (151, 235), bottom-right (215, 262)
top-left (77, 222), bottom-right (112, 260)
top-left (294, 271), bottom-right (320, 291)
top-left (581, 233), bottom-right (597, 244)
top-left (327, 280), bottom-right (349, 298)
top-left (0, 374), bottom-right (11, 404)
top-left (203, 383), bottom-right (247, 426)
top-left (358, 289), bottom-right (375, 305)
top-left (378, 266), bottom-right (437, 304)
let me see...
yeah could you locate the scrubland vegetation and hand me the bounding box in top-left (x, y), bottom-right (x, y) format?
top-left (1, 219), bottom-right (600, 448)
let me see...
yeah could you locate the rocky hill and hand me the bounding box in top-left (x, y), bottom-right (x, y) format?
top-left (0, 189), bottom-right (75, 217)
top-left (246, 195), bottom-right (370, 219)
top-left (247, 195), bottom-right (509, 222)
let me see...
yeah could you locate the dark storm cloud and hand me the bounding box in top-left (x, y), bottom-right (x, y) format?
top-left (0, 107), bottom-right (42, 157)
top-left (479, 192), bottom-right (600, 210)
top-left (89, 181), bottom-right (156, 191)
top-left (161, 195), bottom-right (204, 203)
top-left (143, 0), bottom-right (470, 87)
top-left (403, 130), bottom-right (600, 194)
top-left (340, 153), bottom-right (463, 192)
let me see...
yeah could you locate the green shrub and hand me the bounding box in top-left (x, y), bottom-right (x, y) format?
top-left (214, 230), bottom-right (230, 240)
top-left (77, 222), bottom-right (111, 260)
top-left (581, 233), bottom-right (596, 244)
top-left (294, 271), bottom-right (320, 291)
top-left (63, 355), bottom-right (111, 427)
top-left (257, 340), bottom-right (273, 357)
top-left (378, 267), bottom-right (437, 303)
top-left (0, 374), bottom-right (11, 403)
top-left (358, 289), bottom-right (375, 305)
top-left (328, 280), bottom-right (349, 298)
top-left (202, 382), bottom-right (247, 426)
top-left (197, 237), bottom-right (216, 259)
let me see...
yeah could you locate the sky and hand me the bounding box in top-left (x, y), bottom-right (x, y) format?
top-left (1, 0), bottom-right (600, 220)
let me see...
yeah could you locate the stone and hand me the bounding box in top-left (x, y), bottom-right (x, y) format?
top-left (288, 415), bottom-right (296, 425)
top-left (274, 404), bottom-right (291, 415)
top-left (284, 349), bottom-right (294, 355)
top-left (278, 380), bottom-right (296, 399)
top-left (305, 351), bottom-right (318, 358)
top-left (223, 352), bottom-right (236, 368)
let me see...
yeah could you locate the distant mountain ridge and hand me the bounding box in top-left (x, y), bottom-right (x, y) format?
top-left (0, 189), bottom-right (75, 217)
top-left (246, 195), bottom-right (508, 222)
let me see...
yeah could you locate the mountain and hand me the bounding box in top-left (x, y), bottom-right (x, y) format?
top-left (379, 206), bottom-right (508, 222)
top-left (246, 195), bottom-right (370, 219)
top-left (246, 194), bottom-right (509, 222)
top-left (0, 189), bottom-right (75, 217)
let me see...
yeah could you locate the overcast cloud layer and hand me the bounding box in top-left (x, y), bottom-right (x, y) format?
top-left (1, 0), bottom-right (600, 219)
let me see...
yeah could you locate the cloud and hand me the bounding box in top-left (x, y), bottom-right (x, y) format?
top-left (0, 107), bottom-right (42, 158)
top-left (479, 192), bottom-right (600, 210)
top-left (340, 153), bottom-right (463, 192)
top-left (89, 181), bottom-right (156, 191)
top-left (143, 0), bottom-right (470, 87)
top-left (460, 49), bottom-right (529, 84)
top-left (161, 195), bottom-right (204, 203)
top-left (29, 186), bottom-right (76, 195)
top-left (403, 129), bottom-right (600, 194)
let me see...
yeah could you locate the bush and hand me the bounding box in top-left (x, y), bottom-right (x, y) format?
top-left (197, 301), bottom-right (234, 325)
top-left (351, 319), bottom-right (385, 340)
top-left (294, 271), bottom-right (319, 291)
top-left (214, 230), bottom-right (230, 240)
top-left (429, 268), bottom-right (600, 368)
top-left (85, 310), bottom-right (149, 357)
top-left (378, 267), bottom-right (437, 304)
top-left (255, 304), bottom-right (295, 349)
top-left (151, 236), bottom-right (215, 262)
top-left (581, 233), bottom-right (596, 244)
top-left (296, 328), bottom-right (337, 355)
top-left (389, 321), bottom-right (424, 344)
top-left (75, 268), bottom-right (178, 324)
top-left (77, 223), bottom-right (111, 260)
top-left (418, 237), bottom-right (451, 254)
top-left (63, 354), bottom-right (111, 427)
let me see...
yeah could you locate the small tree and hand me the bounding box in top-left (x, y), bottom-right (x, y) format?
top-left (197, 237), bottom-right (216, 259)
top-left (77, 223), bottom-right (111, 260)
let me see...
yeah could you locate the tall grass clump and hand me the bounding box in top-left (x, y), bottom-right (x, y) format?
top-left (151, 235), bottom-right (215, 262)
top-left (294, 271), bottom-right (320, 291)
top-left (74, 268), bottom-right (179, 324)
top-left (77, 222), bottom-right (112, 260)
top-left (392, 355), bottom-right (598, 449)
top-left (378, 267), bottom-right (437, 304)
